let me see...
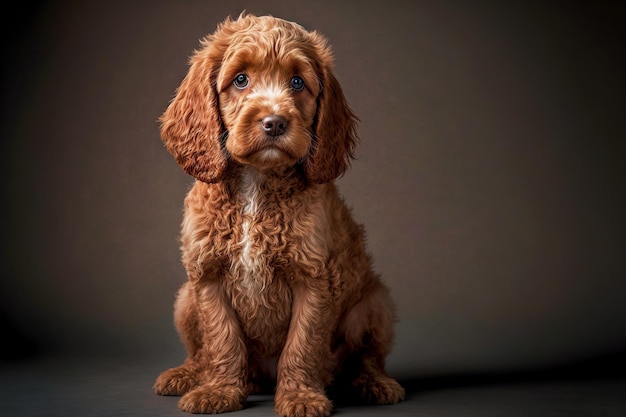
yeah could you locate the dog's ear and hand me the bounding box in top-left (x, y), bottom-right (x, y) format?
top-left (304, 56), bottom-right (359, 184)
top-left (160, 40), bottom-right (228, 184)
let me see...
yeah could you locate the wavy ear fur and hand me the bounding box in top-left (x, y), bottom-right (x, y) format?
top-left (160, 39), bottom-right (227, 184)
top-left (304, 42), bottom-right (359, 184)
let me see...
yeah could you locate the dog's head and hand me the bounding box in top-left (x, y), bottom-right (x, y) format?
top-left (160, 14), bottom-right (358, 184)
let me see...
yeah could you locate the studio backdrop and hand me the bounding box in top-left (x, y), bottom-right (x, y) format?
top-left (1, 0), bottom-right (625, 378)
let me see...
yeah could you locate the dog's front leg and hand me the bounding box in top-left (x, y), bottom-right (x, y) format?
top-left (177, 279), bottom-right (249, 414)
top-left (275, 280), bottom-right (335, 417)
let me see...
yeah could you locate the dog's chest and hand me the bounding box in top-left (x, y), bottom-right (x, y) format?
top-left (218, 169), bottom-right (330, 344)
top-left (226, 174), bottom-right (295, 342)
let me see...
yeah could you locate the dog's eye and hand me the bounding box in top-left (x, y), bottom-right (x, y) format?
top-left (290, 76), bottom-right (305, 91)
top-left (233, 73), bottom-right (249, 89)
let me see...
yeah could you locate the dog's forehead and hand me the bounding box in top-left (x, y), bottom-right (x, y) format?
top-left (216, 29), bottom-right (320, 94)
top-left (227, 26), bottom-right (312, 62)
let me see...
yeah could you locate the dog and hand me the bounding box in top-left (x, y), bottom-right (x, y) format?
top-left (153, 13), bottom-right (405, 417)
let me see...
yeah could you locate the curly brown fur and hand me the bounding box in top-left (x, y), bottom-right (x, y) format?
top-left (154, 13), bottom-right (404, 417)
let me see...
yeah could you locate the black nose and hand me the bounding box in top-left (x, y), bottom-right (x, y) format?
top-left (261, 115), bottom-right (288, 137)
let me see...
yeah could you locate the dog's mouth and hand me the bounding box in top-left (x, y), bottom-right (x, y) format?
top-left (236, 139), bottom-right (299, 166)
top-left (226, 121), bottom-right (312, 168)
top-left (256, 146), bottom-right (288, 161)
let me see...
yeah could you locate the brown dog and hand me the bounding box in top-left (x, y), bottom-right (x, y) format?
top-left (154, 13), bottom-right (404, 417)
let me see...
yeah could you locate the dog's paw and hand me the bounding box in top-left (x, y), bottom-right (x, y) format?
top-left (153, 366), bottom-right (199, 396)
top-left (354, 374), bottom-right (405, 405)
top-left (178, 384), bottom-right (246, 414)
top-left (275, 388), bottom-right (333, 417)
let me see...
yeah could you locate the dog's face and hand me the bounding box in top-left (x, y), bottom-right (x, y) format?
top-left (216, 24), bottom-right (320, 169)
top-left (160, 14), bottom-right (358, 184)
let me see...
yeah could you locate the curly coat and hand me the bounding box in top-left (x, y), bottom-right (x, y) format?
top-left (153, 14), bottom-right (404, 417)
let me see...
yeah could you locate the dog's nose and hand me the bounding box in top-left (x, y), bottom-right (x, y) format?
top-left (261, 115), bottom-right (288, 137)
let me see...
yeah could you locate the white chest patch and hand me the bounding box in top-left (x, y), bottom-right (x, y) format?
top-left (233, 169), bottom-right (268, 292)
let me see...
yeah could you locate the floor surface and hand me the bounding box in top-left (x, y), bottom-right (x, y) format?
top-left (1, 355), bottom-right (625, 417)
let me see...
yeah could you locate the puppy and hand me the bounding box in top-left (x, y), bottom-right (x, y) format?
top-left (154, 13), bottom-right (405, 417)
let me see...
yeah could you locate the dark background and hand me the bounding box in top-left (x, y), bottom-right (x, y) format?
top-left (1, 0), bottom-right (625, 383)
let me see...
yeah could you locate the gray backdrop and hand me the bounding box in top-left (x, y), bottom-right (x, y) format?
top-left (1, 1), bottom-right (625, 379)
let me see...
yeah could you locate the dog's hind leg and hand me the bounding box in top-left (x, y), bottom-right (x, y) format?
top-left (154, 282), bottom-right (202, 396)
top-left (339, 279), bottom-right (405, 405)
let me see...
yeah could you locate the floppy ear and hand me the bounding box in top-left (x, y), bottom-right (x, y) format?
top-left (160, 42), bottom-right (227, 184)
top-left (304, 65), bottom-right (359, 184)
